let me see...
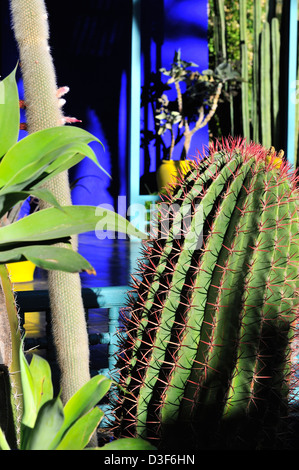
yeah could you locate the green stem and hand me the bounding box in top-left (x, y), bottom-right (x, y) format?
top-left (260, 21), bottom-right (272, 147)
top-left (240, 0), bottom-right (250, 140)
top-left (252, 0), bottom-right (261, 143)
top-left (271, 17), bottom-right (280, 149)
top-left (0, 264), bottom-right (22, 447)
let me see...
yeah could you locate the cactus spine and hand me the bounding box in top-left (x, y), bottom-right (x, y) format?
top-left (9, 0), bottom-right (91, 405)
top-left (115, 139), bottom-right (299, 450)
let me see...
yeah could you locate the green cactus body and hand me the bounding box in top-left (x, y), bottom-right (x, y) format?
top-left (115, 139), bottom-right (299, 450)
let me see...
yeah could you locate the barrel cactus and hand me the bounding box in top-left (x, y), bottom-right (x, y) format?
top-left (114, 138), bottom-right (299, 450)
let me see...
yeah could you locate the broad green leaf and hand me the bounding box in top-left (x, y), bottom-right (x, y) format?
top-left (63, 375), bottom-right (111, 429)
top-left (0, 126), bottom-right (105, 188)
top-left (29, 354), bottom-right (53, 412)
top-left (98, 438), bottom-right (157, 450)
top-left (0, 244), bottom-right (95, 273)
top-left (0, 427), bottom-right (11, 450)
top-left (25, 397), bottom-right (64, 450)
top-left (19, 346), bottom-right (37, 429)
top-left (23, 245), bottom-right (96, 273)
top-left (50, 375), bottom-right (111, 449)
top-left (0, 66), bottom-right (19, 158)
top-left (0, 141), bottom-right (105, 194)
top-left (0, 239), bottom-right (95, 274)
top-left (55, 407), bottom-right (104, 450)
top-left (31, 150), bottom-right (92, 190)
top-left (0, 205), bottom-right (147, 245)
top-left (40, 140), bottom-right (110, 180)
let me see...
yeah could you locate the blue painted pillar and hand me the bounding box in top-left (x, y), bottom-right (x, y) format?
top-left (129, 0), bottom-right (159, 235)
top-left (129, 0), bottom-right (142, 210)
top-left (287, 0), bottom-right (298, 166)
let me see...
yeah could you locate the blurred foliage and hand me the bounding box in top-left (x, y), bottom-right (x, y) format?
top-left (208, 0), bottom-right (283, 70)
top-left (207, 0), bottom-right (286, 145)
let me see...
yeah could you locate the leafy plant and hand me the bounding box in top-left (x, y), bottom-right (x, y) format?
top-left (0, 345), bottom-right (155, 450)
top-left (0, 66), bottom-right (146, 444)
top-left (143, 49), bottom-right (240, 161)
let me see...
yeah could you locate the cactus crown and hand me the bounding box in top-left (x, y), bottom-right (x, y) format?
top-left (114, 137), bottom-right (299, 450)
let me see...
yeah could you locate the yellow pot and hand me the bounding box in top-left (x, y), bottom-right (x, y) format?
top-left (6, 260), bottom-right (36, 283)
top-left (156, 159), bottom-right (193, 193)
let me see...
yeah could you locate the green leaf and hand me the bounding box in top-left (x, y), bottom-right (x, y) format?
top-left (98, 438), bottom-right (157, 451)
top-left (19, 346), bottom-right (37, 430)
top-left (0, 141), bottom-right (106, 194)
top-left (0, 205), bottom-right (147, 246)
top-left (25, 397), bottom-right (64, 450)
top-left (23, 245), bottom-right (96, 273)
top-left (156, 113), bottom-right (167, 120)
top-left (21, 188), bottom-right (62, 210)
top-left (40, 140), bottom-right (110, 181)
top-left (63, 375), bottom-right (111, 428)
top-left (55, 407), bottom-right (104, 450)
top-left (0, 126), bottom-right (106, 188)
top-left (0, 188), bottom-right (62, 219)
top-left (0, 244), bottom-right (96, 273)
top-left (29, 354), bottom-right (53, 412)
top-left (50, 375), bottom-right (111, 449)
top-left (0, 427), bottom-right (11, 450)
top-left (0, 66), bottom-right (19, 158)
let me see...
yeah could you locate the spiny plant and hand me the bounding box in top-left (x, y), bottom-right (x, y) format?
top-left (113, 138), bottom-right (299, 450)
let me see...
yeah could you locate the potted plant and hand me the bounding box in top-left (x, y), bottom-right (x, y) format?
top-left (142, 50), bottom-right (241, 192)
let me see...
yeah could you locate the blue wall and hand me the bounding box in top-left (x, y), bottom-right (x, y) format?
top-left (159, 0), bottom-right (209, 159)
top-left (139, 0), bottom-right (209, 192)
